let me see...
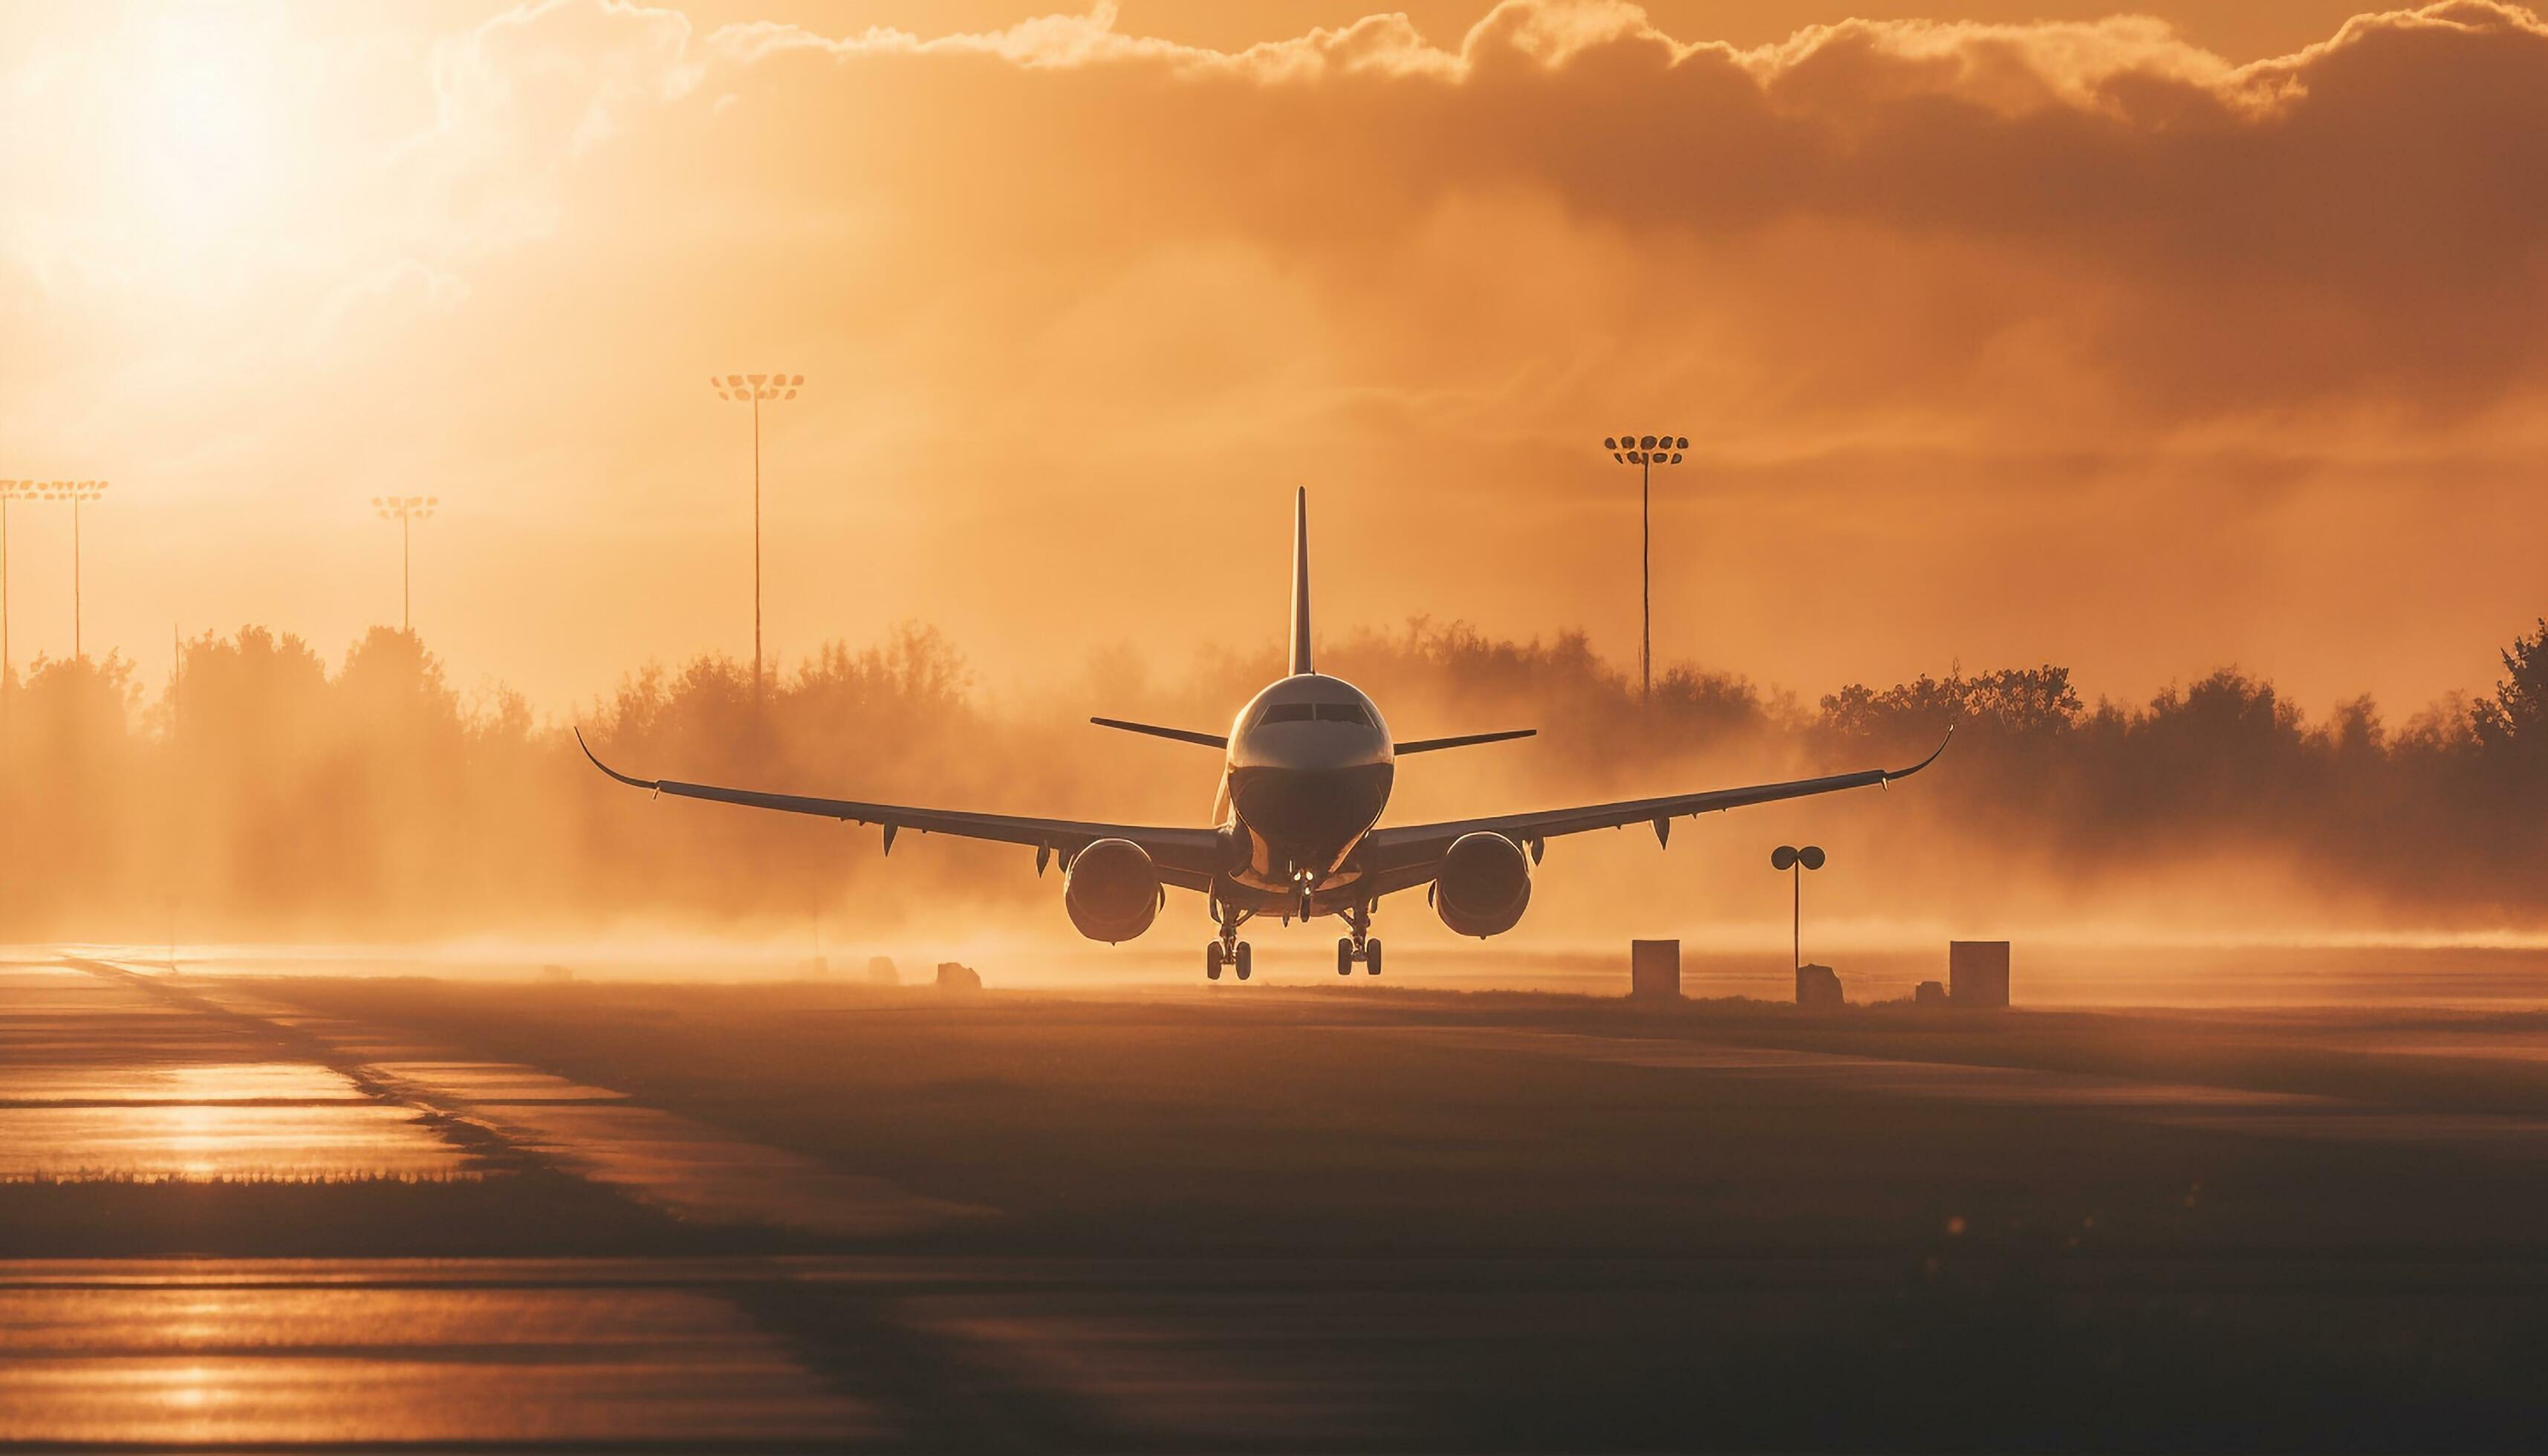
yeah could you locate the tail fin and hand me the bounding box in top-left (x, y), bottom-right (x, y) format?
top-left (1288, 487), bottom-right (1313, 676)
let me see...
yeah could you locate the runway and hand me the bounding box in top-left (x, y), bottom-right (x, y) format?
top-left (8, 952), bottom-right (2548, 1450)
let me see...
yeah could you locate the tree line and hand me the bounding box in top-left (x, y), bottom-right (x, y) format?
top-left (0, 617), bottom-right (2539, 939)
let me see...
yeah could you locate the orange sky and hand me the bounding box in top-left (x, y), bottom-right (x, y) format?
top-left (2, 0), bottom-right (2543, 720)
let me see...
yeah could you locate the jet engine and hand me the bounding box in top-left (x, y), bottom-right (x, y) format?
top-left (1432, 831), bottom-right (1532, 937)
top-left (1064, 838), bottom-right (1162, 943)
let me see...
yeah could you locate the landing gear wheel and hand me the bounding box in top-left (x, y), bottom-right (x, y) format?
top-left (1233, 942), bottom-right (1252, 981)
top-left (1365, 938), bottom-right (1383, 977)
top-left (1337, 937), bottom-right (1355, 976)
top-left (1206, 942), bottom-right (1224, 981)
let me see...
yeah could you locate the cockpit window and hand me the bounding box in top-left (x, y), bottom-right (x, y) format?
top-left (1257, 701), bottom-right (1371, 727)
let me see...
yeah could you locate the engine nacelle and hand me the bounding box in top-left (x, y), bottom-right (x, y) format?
top-left (1064, 838), bottom-right (1162, 943)
top-left (1433, 831), bottom-right (1533, 937)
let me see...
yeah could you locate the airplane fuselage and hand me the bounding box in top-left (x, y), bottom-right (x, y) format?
top-left (1213, 672), bottom-right (1393, 913)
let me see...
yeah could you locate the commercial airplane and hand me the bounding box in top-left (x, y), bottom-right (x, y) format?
top-left (579, 490), bottom-right (1948, 981)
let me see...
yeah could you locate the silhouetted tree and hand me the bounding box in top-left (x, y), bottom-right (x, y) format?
top-left (2471, 619), bottom-right (2547, 760)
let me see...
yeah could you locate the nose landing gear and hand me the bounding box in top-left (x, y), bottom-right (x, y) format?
top-left (1336, 904), bottom-right (1382, 977)
top-left (1206, 909), bottom-right (1252, 982)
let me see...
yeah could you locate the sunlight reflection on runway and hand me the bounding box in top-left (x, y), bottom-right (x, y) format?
top-left (0, 1104), bottom-right (470, 1180)
top-left (0, 1270), bottom-right (873, 1446)
top-left (0, 966), bottom-right (472, 1180)
top-left (0, 1061), bottom-right (367, 1105)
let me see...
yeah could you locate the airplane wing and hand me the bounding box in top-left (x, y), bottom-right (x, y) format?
top-left (1353, 729), bottom-right (1952, 899)
top-left (575, 729), bottom-right (1228, 891)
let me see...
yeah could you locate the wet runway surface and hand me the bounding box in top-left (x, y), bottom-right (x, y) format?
top-left (0, 1261), bottom-right (872, 1448)
top-left (0, 966), bottom-right (470, 1180)
top-left (171, 978), bottom-right (985, 1240)
top-left (10, 953), bottom-right (2548, 1450)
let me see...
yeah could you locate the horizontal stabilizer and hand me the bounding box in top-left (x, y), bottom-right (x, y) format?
top-left (1394, 728), bottom-right (1536, 755)
top-left (1091, 717), bottom-right (1230, 750)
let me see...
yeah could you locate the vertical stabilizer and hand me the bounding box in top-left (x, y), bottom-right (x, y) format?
top-left (1288, 487), bottom-right (1313, 676)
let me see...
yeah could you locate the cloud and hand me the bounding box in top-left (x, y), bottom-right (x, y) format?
top-left (7, 1), bottom-right (2546, 715)
top-left (404, 0), bottom-right (2548, 427)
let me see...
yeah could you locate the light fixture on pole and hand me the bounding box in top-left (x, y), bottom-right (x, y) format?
top-left (710, 371), bottom-right (805, 696)
top-left (1769, 844), bottom-right (1826, 974)
top-left (1602, 434), bottom-right (1686, 701)
top-left (39, 481), bottom-right (108, 660)
top-left (373, 495), bottom-right (438, 633)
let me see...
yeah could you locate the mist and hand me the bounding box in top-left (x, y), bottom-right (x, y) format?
top-left (1, 614), bottom-right (2540, 948)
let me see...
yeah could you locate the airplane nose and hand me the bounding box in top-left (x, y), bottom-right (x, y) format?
top-left (1229, 761), bottom-right (1393, 863)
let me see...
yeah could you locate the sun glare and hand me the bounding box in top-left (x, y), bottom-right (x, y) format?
top-left (120, 8), bottom-right (296, 250)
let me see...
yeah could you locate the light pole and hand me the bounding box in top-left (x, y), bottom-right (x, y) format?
top-left (1603, 434), bottom-right (1686, 701)
top-left (1770, 844), bottom-right (1826, 973)
top-left (373, 495), bottom-right (438, 632)
top-left (39, 481), bottom-right (108, 660)
top-left (0, 479), bottom-right (31, 691)
top-left (710, 371), bottom-right (805, 695)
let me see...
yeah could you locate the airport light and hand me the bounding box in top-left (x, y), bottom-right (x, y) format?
top-left (709, 371), bottom-right (805, 697)
top-left (37, 480), bottom-right (108, 660)
top-left (1771, 843), bottom-right (1826, 973)
top-left (1602, 433), bottom-right (1687, 701)
top-left (374, 495), bottom-right (438, 633)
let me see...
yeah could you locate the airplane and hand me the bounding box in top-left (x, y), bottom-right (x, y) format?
top-left (577, 488), bottom-right (1949, 981)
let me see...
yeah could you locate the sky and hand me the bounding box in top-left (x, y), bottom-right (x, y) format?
top-left (2, 0), bottom-right (2544, 720)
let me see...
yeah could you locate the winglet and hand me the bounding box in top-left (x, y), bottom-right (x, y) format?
top-left (1882, 722), bottom-right (1956, 784)
top-left (574, 727), bottom-right (659, 791)
top-left (1288, 487), bottom-right (1312, 677)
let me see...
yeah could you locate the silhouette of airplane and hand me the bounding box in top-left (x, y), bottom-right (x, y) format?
top-left (579, 489), bottom-right (1949, 981)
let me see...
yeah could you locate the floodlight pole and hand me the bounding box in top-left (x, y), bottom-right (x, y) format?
top-left (373, 496), bottom-right (438, 634)
top-left (712, 372), bottom-right (804, 698)
top-left (57, 481), bottom-right (108, 660)
top-left (752, 389), bottom-right (762, 694)
top-left (1, 484), bottom-right (13, 695)
top-left (1604, 435), bottom-right (1686, 701)
top-left (1640, 451), bottom-right (1651, 701)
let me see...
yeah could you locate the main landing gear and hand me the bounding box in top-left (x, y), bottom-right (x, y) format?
top-left (1206, 910), bottom-right (1252, 982)
top-left (1336, 904), bottom-right (1382, 977)
top-left (1206, 940), bottom-right (1252, 981)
